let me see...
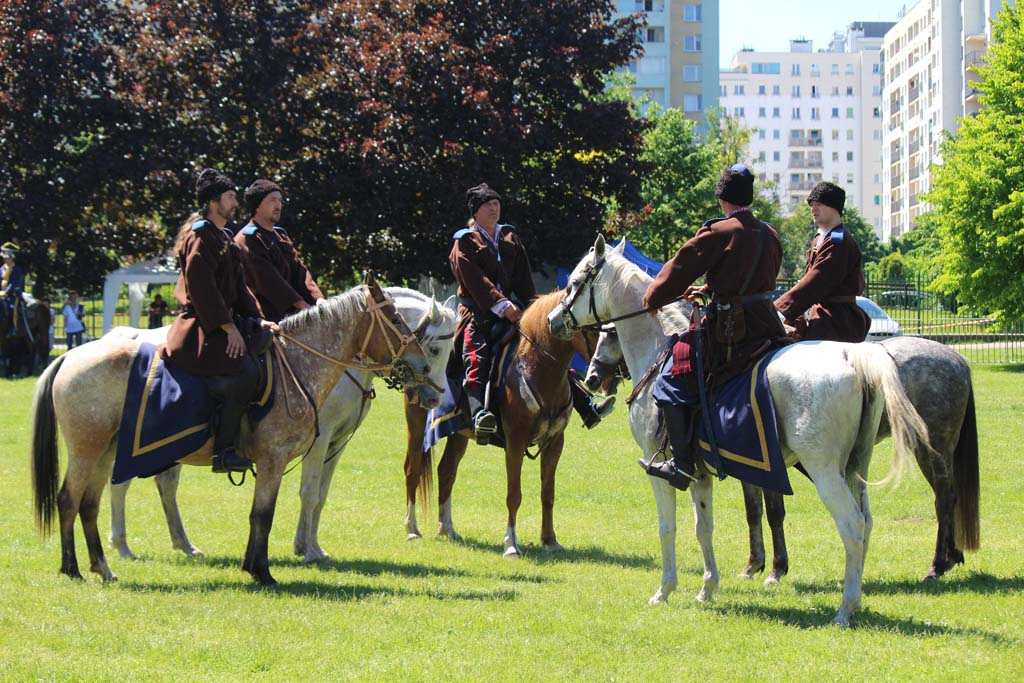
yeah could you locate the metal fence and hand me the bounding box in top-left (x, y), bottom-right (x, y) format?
top-left (776, 275), bottom-right (1024, 364)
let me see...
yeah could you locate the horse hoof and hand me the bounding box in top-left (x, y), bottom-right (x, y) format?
top-left (763, 574), bottom-right (781, 587)
top-left (695, 591), bottom-right (713, 603)
top-left (542, 541), bottom-right (565, 553)
top-left (185, 547), bottom-right (206, 559)
top-left (407, 532), bottom-right (422, 541)
top-left (648, 592), bottom-right (668, 606)
top-left (61, 568), bottom-right (84, 581)
top-left (922, 571), bottom-right (939, 582)
top-left (503, 547), bottom-right (522, 558)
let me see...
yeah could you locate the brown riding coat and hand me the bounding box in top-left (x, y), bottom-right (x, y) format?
top-left (234, 224), bottom-right (324, 323)
top-left (163, 220), bottom-right (261, 376)
top-left (449, 224), bottom-right (537, 327)
top-left (774, 224), bottom-right (869, 343)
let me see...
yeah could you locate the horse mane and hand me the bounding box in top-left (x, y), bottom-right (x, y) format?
top-left (519, 290), bottom-right (566, 342)
top-left (601, 250), bottom-right (690, 331)
top-left (278, 286), bottom-right (367, 334)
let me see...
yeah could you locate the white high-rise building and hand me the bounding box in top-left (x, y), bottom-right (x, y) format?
top-left (617, 1), bottom-right (720, 121)
top-left (963, 1), bottom-right (1015, 116)
top-left (720, 23), bottom-right (892, 234)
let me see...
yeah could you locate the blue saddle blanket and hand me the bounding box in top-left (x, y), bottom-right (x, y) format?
top-left (423, 341), bottom-right (517, 452)
top-left (657, 348), bottom-right (791, 495)
top-left (112, 343), bottom-right (275, 484)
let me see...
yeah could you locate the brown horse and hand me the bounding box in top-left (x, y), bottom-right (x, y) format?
top-left (403, 291), bottom-right (598, 556)
top-left (0, 294), bottom-right (49, 376)
top-left (31, 282), bottom-right (438, 585)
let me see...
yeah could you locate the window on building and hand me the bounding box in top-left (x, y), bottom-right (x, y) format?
top-left (758, 107), bottom-right (766, 118)
top-left (811, 85), bottom-right (820, 98)
top-left (720, 85), bottom-right (727, 96)
top-left (773, 151), bottom-right (781, 161)
top-left (635, 0), bottom-right (666, 10)
top-left (772, 85), bottom-right (781, 95)
top-left (831, 63), bottom-right (840, 75)
top-left (752, 62), bottom-right (782, 74)
top-left (773, 173), bottom-right (780, 183)
top-left (792, 107), bottom-right (801, 119)
top-left (810, 107), bottom-right (820, 120)
top-left (847, 151), bottom-right (854, 161)
top-left (683, 64), bottom-right (702, 81)
top-left (872, 85), bottom-right (881, 96)
top-left (683, 94), bottom-right (703, 112)
top-left (846, 86), bottom-right (854, 96)
top-left (872, 63), bottom-right (881, 73)
top-left (642, 27), bottom-right (665, 43)
top-left (832, 174), bottom-right (840, 183)
top-left (758, 151), bottom-right (766, 161)
top-left (847, 129), bottom-right (854, 140)
top-left (683, 34), bottom-right (702, 52)
top-left (832, 151), bottom-right (840, 162)
top-left (792, 85), bottom-right (801, 97)
top-left (832, 130), bottom-right (839, 140)
top-left (874, 195), bottom-right (882, 205)
top-left (773, 129), bottom-right (781, 139)
top-left (872, 106), bottom-right (881, 118)
top-left (847, 173), bottom-right (855, 183)
top-left (758, 129), bottom-right (766, 138)
top-left (638, 57), bottom-right (667, 74)
top-left (810, 63), bottom-right (820, 76)
top-left (873, 130), bottom-right (881, 140)
top-left (683, 4), bottom-right (702, 21)
top-left (733, 85), bottom-right (745, 94)
top-left (791, 63), bottom-right (800, 76)
top-left (790, 174), bottom-right (801, 184)
top-left (846, 107), bottom-right (854, 118)
top-left (734, 107), bottom-right (744, 116)
top-left (772, 107), bottom-right (780, 118)
top-left (831, 107), bottom-right (839, 118)
top-left (874, 174), bottom-right (880, 183)
top-left (845, 64), bottom-right (855, 75)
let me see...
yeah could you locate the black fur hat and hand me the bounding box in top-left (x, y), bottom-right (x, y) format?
top-left (714, 163), bottom-right (755, 207)
top-left (195, 168), bottom-right (236, 206)
top-left (807, 181), bottom-right (846, 213)
top-left (466, 183), bottom-right (501, 217)
top-left (244, 179), bottom-right (284, 217)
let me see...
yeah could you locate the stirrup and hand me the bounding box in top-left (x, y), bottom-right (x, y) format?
top-left (637, 456), bottom-right (698, 491)
top-left (212, 447), bottom-right (254, 474)
top-left (474, 410), bottom-right (497, 446)
top-left (583, 395), bottom-right (616, 428)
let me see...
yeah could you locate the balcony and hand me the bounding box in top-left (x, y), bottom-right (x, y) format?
top-left (966, 86), bottom-right (982, 103)
top-left (909, 193), bottom-right (920, 207)
top-left (788, 180), bottom-right (818, 192)
top-left (908, 86), bottom-right (920, 104)
top-left (890, 147), bottom-right (902, 163)
top-left (891, 174), bottom-right (903, 189)
top-left (909, 139), bottom-right (920, 156)
top-left (909, 164), bottom-right (921, 181)
top-left (891, 199), bottom-right (904, 213)
top-left (789, 157), bottom-right (824, 169)
top-left (787, 136), bottom-right (823, 147)
top-left (965, 32), bottom-right (987, 47)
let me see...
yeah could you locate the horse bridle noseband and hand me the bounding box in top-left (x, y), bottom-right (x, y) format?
top-left (559, 255), bottom-right (609, 333)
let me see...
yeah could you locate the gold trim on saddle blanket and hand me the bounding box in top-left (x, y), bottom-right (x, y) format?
top-left (699, 354), bottom-right (772, 474)
top-left (131, 349), bottom-right (274, 458)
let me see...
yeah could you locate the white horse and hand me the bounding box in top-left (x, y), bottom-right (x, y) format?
top-left (547, 237), bottom-right (931, 626)
top-left (104, 288), bottom-right (457, 564)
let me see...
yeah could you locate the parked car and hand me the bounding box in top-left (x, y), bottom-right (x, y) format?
top-left (857, 295), bottom-right (902, 340)
top-left (876, 289), bottom-right (940, 309)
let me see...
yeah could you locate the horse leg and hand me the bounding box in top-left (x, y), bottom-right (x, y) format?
top-left (81, 448), bottom-right (118, 582)
top-left (57, 455), bottom-right (97, 579)
top-left (689, 476), bottom-right (719, 603)
top-left (295, 433), bottom-right (329, 563)
top-left (763, 489), bottom-right (789, 585)
top-left (539, 433), bottom-right (564, 552)
top-left (241, 458), bottom-right (286, 586)
top-left (811, 469), bottom-right (866, 627)
top-left (503, 438), bottom-right (526, 558)
top-left (436, 435), bottom-right (468, 541)
top-left (108, 479), bottom-right (136, 560)
top-left (308, 448), bottom-right (344, 562)
top-left (739, 482), bottom-right (766, 579)
top-left (404, 401), bottom-right (428, 540)
top-left (646, 477), bottom-right (679, 605)
top-left (155, 465), bottom-right (203, 557)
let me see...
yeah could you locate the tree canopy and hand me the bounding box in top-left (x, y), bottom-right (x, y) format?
top-left (923, 2), bottom-right (1024, 320)
top-left (0, 1), bottom-right (648, 294)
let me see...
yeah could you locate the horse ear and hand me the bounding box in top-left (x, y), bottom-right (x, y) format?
top-left (429, 297), bottom-right (441, 323)
top-left (612, 239), bottom-right (626, 255)
top-left (364, 271), bottom-right (384, 301)
top-left (594, 234), bottom-right (606, 256)
top-left (443, 294), bottom-right (458, 314)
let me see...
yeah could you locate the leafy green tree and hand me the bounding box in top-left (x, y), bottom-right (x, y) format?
top-left (922, 3), bottom-right (1024, 320)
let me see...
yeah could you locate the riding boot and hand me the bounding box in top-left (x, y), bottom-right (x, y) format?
top-left (639, 403), bottom-right (699, 491)
top-left (466, 385), bottom-right (497, 445)
top-left (569, 371), bottom-right (615, 429)
top-left (206, 360), bottom-right (260, 473)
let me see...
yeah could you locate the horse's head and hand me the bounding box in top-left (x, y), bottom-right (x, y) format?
top-left (585, 327), bottom-right (624, 395)
top-left (548, 235), bottom-right (625, 341)
top-left (399, 292), bottom-right (457, 410)
top-left (362, 276), bottom-right (436, 402)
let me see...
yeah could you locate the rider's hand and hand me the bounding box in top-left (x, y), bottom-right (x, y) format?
top-left (222, 323), bottom-right (246, 358)
top-left (260, 319), bottom-right (280, 334)
top-left (683, 284), bottom-right (708, 302)
top-left (503, 304), bottom-right (522, 323)
top-left (643, 296), bottom-right (659, 316)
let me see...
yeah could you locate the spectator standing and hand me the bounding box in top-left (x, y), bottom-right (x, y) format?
top-left (62, 290), bottom-right (86, 348)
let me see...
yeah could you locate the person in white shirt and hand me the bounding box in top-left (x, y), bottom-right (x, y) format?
top-left (62, 290), bottom-right (86, 348)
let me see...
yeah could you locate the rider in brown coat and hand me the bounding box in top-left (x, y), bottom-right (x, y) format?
top-left (774, 181), bottom-right (870, 343)
top-left (163, 169), bottom-right (277, 474)
top-left (641, 164), bottom-right (786, 490)
top-left (233, 179), bottom-right (324, 323)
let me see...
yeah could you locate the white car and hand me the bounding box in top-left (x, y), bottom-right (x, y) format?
top-left (857, 296), bottom-right (902, 340)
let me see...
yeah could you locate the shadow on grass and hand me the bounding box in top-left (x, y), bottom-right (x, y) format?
top-left (452, 535), bottom-right (658, 569)
top-left (990, 364), bottom-right (1024, 373)
top-left (190, 554), bottom-right (476, 579)
top-left (708, 602), bottom-right (1010, 641)
top-left (790, 572), bottom-right (1023, 597)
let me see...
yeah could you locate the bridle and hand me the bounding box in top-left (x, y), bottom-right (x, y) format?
top-left (276, 287), bottom-right (444, 394)
top-left (558, 254), bottom-right (609, 333)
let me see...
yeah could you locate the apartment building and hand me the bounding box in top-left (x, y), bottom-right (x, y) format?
top-left (963, 1), bottom-right (1014, 116)
top-left (720, 23), bottom-right (892, 234)
top-left (618, 0), bottom-right (720, 121)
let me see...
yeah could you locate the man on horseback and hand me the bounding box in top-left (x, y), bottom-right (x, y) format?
top-left (162, 168), bottom-right (278, 474)
top-left (774, 182), bottom-right (870, 343)
top-left (450, 183), bottom-right (612, 445)
top-left (234, 179), bottom-right (324, 322)
top-left (1, 241), bottom-right (26, 337)
top-left (639, 164), bottom-right (786, 491)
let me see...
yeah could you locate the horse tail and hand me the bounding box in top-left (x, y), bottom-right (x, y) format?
top-left (32, 353), bottom-right (66, 537)
top-left (417, 446), bottom-right (434, 510)
top-left (953, 384), bottom-right (980, 551)
top-left (846, 343), bottom-right (931, 487)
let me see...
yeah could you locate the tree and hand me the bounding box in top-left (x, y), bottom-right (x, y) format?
top-left (109, 0), bottom-right (648, 286)
top-left (0, 1), bottom-right (166, 296)
top-left (922, 3), bottom-right (1024, 320)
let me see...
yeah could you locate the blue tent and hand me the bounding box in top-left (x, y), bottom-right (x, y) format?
top-left (556, 239), bottom-right (663, 373)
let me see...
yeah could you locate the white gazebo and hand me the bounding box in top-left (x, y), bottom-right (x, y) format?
top-left (102, 259), bottom-right (180, 333)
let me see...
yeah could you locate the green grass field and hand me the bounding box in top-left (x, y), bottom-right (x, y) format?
top-left (0, 363), bottom-right (1021, 682)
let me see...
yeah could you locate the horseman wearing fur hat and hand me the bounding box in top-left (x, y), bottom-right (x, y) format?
top-left (1, 241), bottom-right (26, 334)
top-left (233, 179), bottom-right (324, 323)
top-left (163, 168), bottom-right (278, 474)
top-left (774, 181), bottom-right (870, 343)
top-left (640, 164), bottom-right (786, 491)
